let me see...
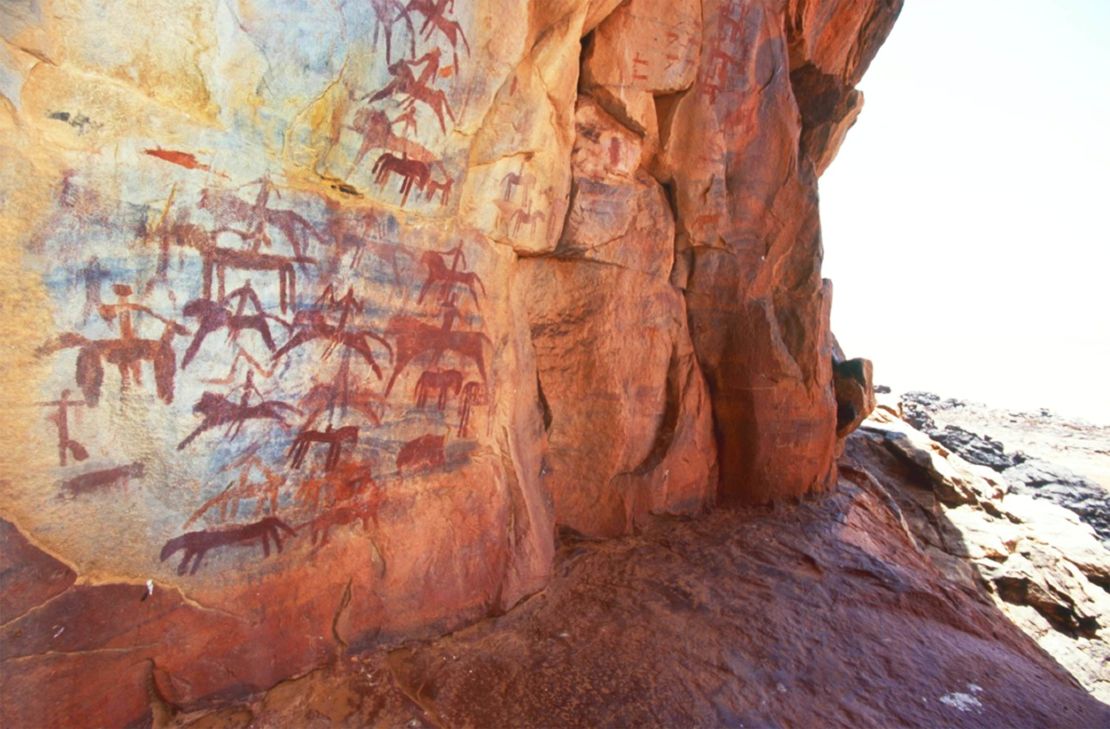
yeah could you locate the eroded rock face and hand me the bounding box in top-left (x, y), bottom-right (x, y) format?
top-left (0, 0), bottom-right (901, 724)
top-left (161, 484), bottom-right (1109, 729)
top-left (844, 406), bottom-right (1110, 701)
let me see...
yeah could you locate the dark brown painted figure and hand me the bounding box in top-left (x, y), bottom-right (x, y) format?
top-left (178, 382), bottom-right (299, 450)
top-left (40, 390), bottom-right (89, 466)
top-left (396, 433), bottom-right (445, 473)
top-left (59, 462), bottom-right (144, 499)
top-left (414, 368), bottom-right (462, 410)
top-left (159, 516), bottom-right (296, 575)
top-left (288, 424), bottom-right (359, 471)
top-left (37, 285), bottom-right (189, 406)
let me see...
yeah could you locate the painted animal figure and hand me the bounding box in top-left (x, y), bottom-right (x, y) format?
top-left (372, 153), bottom-right (430, 205)
top-left (159, 517), bottom-right (296, 575)
top-left (398, 84), bottom-right (456, 133)
top-left (407, 0), bottom-right (454, 33)
top-left (197, 186), bottom-right (266, 243)
top-left (423, 176), bottom-right (453, 206)
top-left (180, 298), bottom-right (289, 368)
top-left (304, 497), bottom-right (382, 548)
top-left (396, 433), bottom-right (445, 473)
top-left (500, 171), bottom-right (534, 202)
top-left (326, 210), bottom-right (415, 282)
top-left (457, 380), bottom-right (487, 437)
top-left (492, 198), bottom-right (519, 233)
top-left (416, 250), bottom-right (485, 306)
top-left (422, 11), bottom-right (470, 68)
top-left (37, 322), bottom-right (188, 406)
top-left (383, 315), bottom-right (490, 396)
top-left (201, 245), bottom-right (316, 314)
top-left (296, 462), bottom-right (376, 510)
top-left (59, 462), bottom-right (144, 499)
top-left (300, 381), bottom-right (384, 427)
top-left (177, 392), bottom-right (299, 450)
top-left (272, 310), bottom-right (392, 379)
top-left (511, 207), bottom-right (546, 236)
top-left (288, 424), bottom-right (359, 471)
top-left (370, 0), bottom-right (416, 63)
top-left (414, 368), bottom-right (462, 410)
top-left (265, 207), bottom-right (325, 263)
top-left (185, 466), bottom-right (285, 528)
top-left (346, 108), bottom-right (439, 174)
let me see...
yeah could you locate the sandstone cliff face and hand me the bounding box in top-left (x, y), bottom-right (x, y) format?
top-left (0, 1), bottom-right (901, 725)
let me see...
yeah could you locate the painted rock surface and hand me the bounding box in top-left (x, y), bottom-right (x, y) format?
top-left (0, 0), bottom-right (901, 725)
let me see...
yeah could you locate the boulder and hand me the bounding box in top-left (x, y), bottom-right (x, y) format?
top-left (833, 356), bottom-right (876, 439)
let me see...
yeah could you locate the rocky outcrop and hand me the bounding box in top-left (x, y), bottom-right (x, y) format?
top-left (0, 0), bottom-right (902, 725)
top-left (833, 356), bottom-right (876, 440)
top-left (843, 405), bottom-right (1110, 700)
top-left (897, 391), bottom-right (1110, 544)
top-left (159, 477), bottom-right (1106, 729)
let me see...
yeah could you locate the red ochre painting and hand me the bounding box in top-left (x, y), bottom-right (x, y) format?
top-left (0, 0), bottom-right (766, 724)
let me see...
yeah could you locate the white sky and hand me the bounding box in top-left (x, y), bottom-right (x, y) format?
top-left (821, 0), bottom-right (1110, 424)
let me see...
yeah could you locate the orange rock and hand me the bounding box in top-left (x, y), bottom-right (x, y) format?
top-left (0, 0), bottom-right (903, 722)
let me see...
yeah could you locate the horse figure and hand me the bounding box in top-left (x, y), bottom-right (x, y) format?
top-left (177, 392), bottom-right (299, 450)
top-left (159, 516), bottom-right (296, 575)
top-left (198, 186), bottom-right (265, 243)
top-left (265, 207), bottom-right (325, 263)
top-left (300, 381), bottom-right (384, 426)
top-left (272, 309), bottom-right (392, 379)
top-left (296, 461), bottom-right (377, 510)
top-left (180, 298), bottom-right (290, 369)
top-left (416, 250), bottom-right (486, 306)
top-left (372, 153), bottom-right (430, 206)
top-left (398, 84), bottom-right (456, 133)
top-left (304, 498), bottom-right (382, 549)
top-left (198, 182), bottom-right (319, 263)
top-left (370, 0), bottom-right (416, 63)
top-left (346, 108), bottom-right (439, 175)
top-left (37, 321), bottom-right (189, 406)
top-left (383, 314), bottom-right (490, 396)
top-left (414, 368), bottom-right (462, 410)
top-left (511, 207), bottom-right (546, 236)
top-left (288, 424), bottom-right (359, 471)
top-left (500, 171), bottom-right (534, 202)
top-left (324, 205), bottom-right (414, 283)
top-left (423, 176), bottom-right (453, 206)
top-left (421, 8), bottom-right (469, 68)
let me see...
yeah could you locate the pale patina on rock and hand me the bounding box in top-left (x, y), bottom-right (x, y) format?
top-left (0, 0), bottom-right (901, 725)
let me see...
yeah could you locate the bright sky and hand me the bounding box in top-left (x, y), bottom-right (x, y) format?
top-left (821, 0), bottom-right (1110, 424)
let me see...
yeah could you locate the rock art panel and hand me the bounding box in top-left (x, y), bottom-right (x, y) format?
top-left (0, 0), bottom-right (902, 724)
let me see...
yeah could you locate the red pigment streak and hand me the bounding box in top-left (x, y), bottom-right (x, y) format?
top-left (144, 148), bottom-right (227, 178)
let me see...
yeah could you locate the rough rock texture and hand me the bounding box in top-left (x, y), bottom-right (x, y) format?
top-left (0, 0), bottom-right (902, 725)
top-left (844, 405), bottom-right (1110, 700)
top-left (833, 356), bottom-right (876, 439)
top-left (898, 391), bottom-right (1110, 545)
top-left (161, 481), bottom-right (1107, 729)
